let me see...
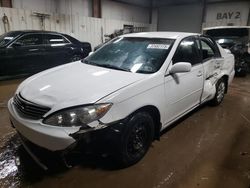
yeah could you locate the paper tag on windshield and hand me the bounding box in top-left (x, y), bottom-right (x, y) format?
top-left (147, 44), bottom-right (170, 49)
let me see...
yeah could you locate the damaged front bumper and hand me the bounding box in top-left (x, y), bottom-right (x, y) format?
top-left (8, 98), bottom-right (127, 169)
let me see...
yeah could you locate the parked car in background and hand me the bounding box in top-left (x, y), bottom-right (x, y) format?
top-left (8, 32), bottom-right (234, 169)
top-left (0, 30), bottom-right (91, 80)
top-left (204, 26), bottom-right (250, 77)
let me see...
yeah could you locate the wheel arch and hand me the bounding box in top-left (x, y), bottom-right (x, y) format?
top-left (130, 105), bottom-right (162, 141)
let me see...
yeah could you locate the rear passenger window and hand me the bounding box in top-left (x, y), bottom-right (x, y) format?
top-left (172, 37), bottom-right (200, 66)
top-left (44, 34), bottom-right (69, 45)
top-left (201, 40), bottom-right (215, 60)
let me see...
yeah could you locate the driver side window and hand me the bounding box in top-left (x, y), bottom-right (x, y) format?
top-left (172, 37), bottom-right (200, 66)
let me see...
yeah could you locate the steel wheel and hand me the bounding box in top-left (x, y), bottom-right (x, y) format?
top-left (216, 81), bottom-right (225, 103)
top-left (210, 78), bottom-right (226, 106)
top-left (127, 121), bottom-right (148, 159)
top-left (118, 112), bottom-right (154, 167)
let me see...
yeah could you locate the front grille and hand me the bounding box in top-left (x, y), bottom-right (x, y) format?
top-left (13, 94), bottom-right (51, 119)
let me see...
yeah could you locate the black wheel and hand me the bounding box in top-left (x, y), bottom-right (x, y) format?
top-left (117, 112), bottom-right (154, 167)
top-left (70, 55), bottom-right (82, 62)
top-left (210, 78), bottom-right (226, 106)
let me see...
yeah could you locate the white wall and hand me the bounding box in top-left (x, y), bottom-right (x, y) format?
top-left (204, 1), bottom-right (250, 28)
top-left (12, 0), bottom-right (92, 17)
top-left (101, 0), bottom-right (150, 23)
top-left (12, 0), bottom-right (150, 23)
top-left (4, 0), bottom-right (154, 48)
top-left (0, 7), bottom-right (154, 49)
top-left (56, 0), bottom-right (92, 17)
top-left (12, 0), bottom-right (57, 13)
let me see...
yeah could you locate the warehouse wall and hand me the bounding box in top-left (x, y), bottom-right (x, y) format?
top-left (157, 3), bottom-right (203, 33)
top-left (157, 1), bottom-right (250, 33)
top-left (101, 0), bottom-right (150, 23)
top-left (12, 0), bottom-right (57, 13)
top-left (0, 7), bottom-right (154, 49)
top-left (12, 0), bottom-right (92, 17)
top-left (11, 0), bottom-right (150, 23)
top-left (204, 1), bottom-right (250, 28)
top-left (1, 0), bottom-right (154, 49)
top-left (57, 0), bottom-right (92, 17)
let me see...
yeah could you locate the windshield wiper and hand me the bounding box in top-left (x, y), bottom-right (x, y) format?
top-left (98, 64), bottom-right (130, 72)
top-left (82, 59), bottom-right (130, 72)
top-left (136, 70), bottom-right (155, 74)
top-left (81, 59), bottom-right (90, 64)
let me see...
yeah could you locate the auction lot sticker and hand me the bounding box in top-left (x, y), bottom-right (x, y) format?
top-left (147, 44), bottom-right (170, 49)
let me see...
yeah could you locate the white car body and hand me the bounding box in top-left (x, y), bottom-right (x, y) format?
top-left (8, 32), bottom-right (235, 165)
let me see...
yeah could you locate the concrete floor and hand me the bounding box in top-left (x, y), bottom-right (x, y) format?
top-left (0, 76), bottom-right (250, 188)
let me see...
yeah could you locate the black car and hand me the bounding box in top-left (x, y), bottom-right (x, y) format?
top-left (216, 37), bottom-right (249, 76)
top-left (0, 30), bottom-right (91, 80)
top-left (205, 27), bottom-right (250, 77)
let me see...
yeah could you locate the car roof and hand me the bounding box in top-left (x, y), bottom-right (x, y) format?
top-left (122, 32), bottom-right (200, 40)
top-left (7, 30), bottom-right (64, 35)
top-left (203, 26), bottom-right (250, 31)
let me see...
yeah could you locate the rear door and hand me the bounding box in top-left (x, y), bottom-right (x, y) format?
top-left (43, 34), bottom-right (72, 68)
top-left (199, 36), bottom-right (222, 101)
top-left (163, 36), bottom-right (204, 126)
top-left (6, 33), bottom-right (45, 76)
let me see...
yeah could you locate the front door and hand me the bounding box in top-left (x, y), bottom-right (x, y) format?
top-left (7, 33), bottom-right (45, 76)
top-left (163, 36), bottom-right (204, 127)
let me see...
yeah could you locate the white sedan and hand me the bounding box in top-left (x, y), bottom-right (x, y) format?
top-left (8, 32), bottom-right (235, 168)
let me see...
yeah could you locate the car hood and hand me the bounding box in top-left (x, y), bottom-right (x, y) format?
top-left (18, 62), bottom-right (147, 110)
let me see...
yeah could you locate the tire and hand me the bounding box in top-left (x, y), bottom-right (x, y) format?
top-left (117, 112), bottom-right (154, 167)
top-left (70, 55), bottom-right (82, 62)
top-left (210, 78), bottom-right (226, 106)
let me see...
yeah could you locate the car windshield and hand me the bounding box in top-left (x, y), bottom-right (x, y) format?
top-left (216, 37), bottom-right (246, 49)
top-left (83, 37), bottom-right (175, 74)
top-left (215, 38), bottom-right (235, 49)
top-left (216, 38), bottom-right (235, 44)
top-left (0, 32), bottom-right (20, 47)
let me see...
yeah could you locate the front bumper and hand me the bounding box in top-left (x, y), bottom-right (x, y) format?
top-left (8, 98), bottom-right (127, 153)
top-left (8, 98), bottom-right (77, 151)
top-left (8, 98), bottom-right (128, 169)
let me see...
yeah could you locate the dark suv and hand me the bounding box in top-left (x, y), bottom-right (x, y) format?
top-left (0, 30), bottom-right (91, 80)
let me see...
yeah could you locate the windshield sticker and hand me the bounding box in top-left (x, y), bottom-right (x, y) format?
top-left (147, 44), bottom-right (170, 49)
top-left (4, 37), bottom-right (14, 40)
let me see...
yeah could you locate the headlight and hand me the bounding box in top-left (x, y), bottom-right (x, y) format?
top-left (43, 103), bottom-right (112, 127)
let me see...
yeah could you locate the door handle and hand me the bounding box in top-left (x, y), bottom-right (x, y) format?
top-left (197, 71), bottom-right (203, 77)
top-left (29, 48), bottom-right (39, 52)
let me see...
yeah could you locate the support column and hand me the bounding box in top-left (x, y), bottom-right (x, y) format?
top-left (0, 0), bottom-right (12, 8)
top-left (92, 0), bottom-right (101, 18)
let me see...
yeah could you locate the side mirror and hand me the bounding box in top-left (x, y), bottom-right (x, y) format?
top-left (224, 49), bottom-right (231, 54)
top-left (169, 62), bottom-right (191, 74)
top-left (88, 51), bottom-right (94, 56)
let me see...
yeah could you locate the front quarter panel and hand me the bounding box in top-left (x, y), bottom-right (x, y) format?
top-left (98, 73), bottom-right (166, 125)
